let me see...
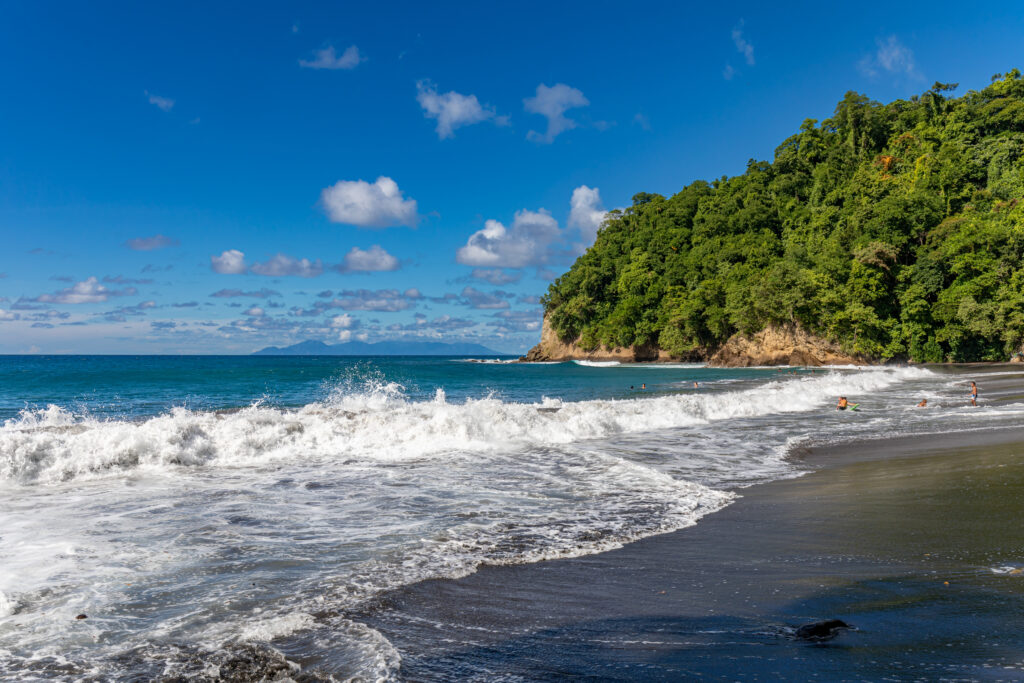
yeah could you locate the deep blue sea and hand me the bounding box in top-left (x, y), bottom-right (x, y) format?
top-left (1, 355), bottom-right (1018, 680)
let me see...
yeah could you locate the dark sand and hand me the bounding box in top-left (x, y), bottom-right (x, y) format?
top-left (351, 426), bottom-right (1024, 681)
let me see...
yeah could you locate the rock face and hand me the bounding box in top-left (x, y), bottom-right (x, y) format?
top-left (708, 323), bottom-right (863, 367)
top-left (520, 316), bottom-right (679, 362)
top-left (521, 316), bottom-right (863, 366)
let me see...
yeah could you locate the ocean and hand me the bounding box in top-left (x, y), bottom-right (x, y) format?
top-left (1, 355), bottom-right (1021, 680)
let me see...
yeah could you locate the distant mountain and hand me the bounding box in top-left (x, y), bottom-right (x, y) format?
top-left (252, 339), bottom-right (510, 356)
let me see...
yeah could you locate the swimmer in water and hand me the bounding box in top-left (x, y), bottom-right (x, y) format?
top-left (836, 397), bottom-right (849, 411)
top-left (917, 398), bottom-right (927, 407)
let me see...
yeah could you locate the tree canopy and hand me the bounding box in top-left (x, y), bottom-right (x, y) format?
top-left (542, 72), bottom-right (1024, 362)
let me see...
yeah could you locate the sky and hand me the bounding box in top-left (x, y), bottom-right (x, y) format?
top-left (1, 1), bottom-right (1022, 354)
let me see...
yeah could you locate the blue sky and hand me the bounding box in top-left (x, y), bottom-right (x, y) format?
top-left (1, 1), bottom-right (1022, 354)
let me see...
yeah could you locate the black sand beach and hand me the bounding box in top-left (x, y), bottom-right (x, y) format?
top-left (348, 381), bottom-right (1024, 680)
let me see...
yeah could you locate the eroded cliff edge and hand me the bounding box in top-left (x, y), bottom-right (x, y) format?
top-left (520, 316), bottom-right (865, 367)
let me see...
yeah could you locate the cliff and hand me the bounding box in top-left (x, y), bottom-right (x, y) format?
top-left (520, 316), bottom-right (679, 362)
top-left (707, 324), bottom-right (864, 367)
top-left (521, 317), bottom-right (863, 366)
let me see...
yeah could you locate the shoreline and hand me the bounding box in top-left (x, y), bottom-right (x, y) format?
top-left (345, 412), bottom-right (1024, 679)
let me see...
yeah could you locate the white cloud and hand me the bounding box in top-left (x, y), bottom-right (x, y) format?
top-left (469, 268), bottom-right (521, 285)
top-left (568, 185), bottom-right (607, 246)
top-left (299, 45), bottom-right (365, 70)
top-left (632, 113), bottom-right (651, 130)
top-left (211, 249), bottom-right (247, 274)
top-left (456, 209), bottom-right (562, 268)
top-left (340, 245), bottom-right (399, 272)
top-left (34, 276), bottom-right (134, 304)
top-left (415, 80), bottom-right (506, 139)
top-left (723, 64), bottom-right (736, 81)
top-left (330, 289), bottom-right (417, 312)
top-left (732, 21), bottom-right (755, 66)
top-left (145, 91), bottom-right (174, 112)
top-left (330, 313), bottom-right (355, 329)
top-left (0, 309), bottom-right (19, 321)
top-left (124, 234), bottom-right (179, 251)
top-left (321, 176), bottom-right (418, 228)
top-left (859, 35), bottom-right (920, 80)
top-left (250, 253), bottom-right (324, 278)
top-left (459, 286), bottom-right (510, 310)
top-left (524, 83), bottom-right (589, 143)
top-left (244, 306), bottom-right (265, 317)
top-left (337, 329), bottom-right (352, 342)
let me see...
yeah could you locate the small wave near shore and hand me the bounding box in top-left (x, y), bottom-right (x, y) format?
top-left (0, 365), bottom-right (945, 680)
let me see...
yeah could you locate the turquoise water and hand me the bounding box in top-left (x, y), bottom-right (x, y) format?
top-left (0, 355), bottom-right (768, 420)
top-left (1, 356), bottom-right (1018, 680)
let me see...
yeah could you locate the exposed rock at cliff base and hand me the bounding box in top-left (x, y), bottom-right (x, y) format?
top-left (520, 316), bottom-right (679, 362)
top-left (708, 324), bottom-right (864, 367)
top-left (521, 317), bottom-right (864, 366)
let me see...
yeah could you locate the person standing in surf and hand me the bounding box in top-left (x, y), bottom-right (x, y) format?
top-left (970, 381), bottom-right (979, 406)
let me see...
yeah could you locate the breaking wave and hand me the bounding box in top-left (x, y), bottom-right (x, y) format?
top-left (0, 367), bottom-right (931, 485)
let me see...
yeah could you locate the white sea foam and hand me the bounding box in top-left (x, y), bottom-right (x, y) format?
top-left (0, 367), bottom-right (931, 486)
top-left (573, 360), bottom-right (621, 367)
top-left (0, 364), bottom-right (956, 681)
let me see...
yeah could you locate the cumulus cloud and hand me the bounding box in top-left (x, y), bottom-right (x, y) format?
top-left (632, 113), bottom-right (651, 130)
top-left (211, 249), bottom-right (247, 274)
top-left (145, 91), bottom-right (174, 111)
top-left (250, 253), bottom-right (324, 278)
top-left (337, 245), bottom-right (400, 272)
top-left (124, 234), bottom-right (179, 251)
top-left (209, 288), bottom-right (280, 299)
top-left (103, 275), bottom-right (154, 285)
top-left (568, 185), bottom-right (607, 246)
top-left (244, 306), bottom-right (265, 317)
top-left (731, 20), bottom-right (755, 65)
top-left (299, 45), bottom-right (365, 70)
top-left (858, 35), bottom-right (920, 80)
top-left (388, 314), bottom-right (477, 334)
top-left (524, 83), bottom-right (589, 143)
top-left (488, 309), bottom-right (543, 334)
top-left (0, 309), bottom-right (19, 321)
top-left (330, 289), bottom-right (418, 312)
top-left (330, 313), bottom-right (356, 329)
top-left (458, 286), bottom-right (511, 310)
top-left (469, 268), bottom-right (521, 285)
top-left (416, 80), bottom-right (506, 139)
top-left (320, 177), bottom-right (418, 228)
top-left (456, 209), bottom-right (562, 268)
top-left (33, 277), bottom-right (136, 304)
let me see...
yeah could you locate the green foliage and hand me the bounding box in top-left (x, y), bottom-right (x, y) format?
top-left (544, 72), bottom-right (1024, 361)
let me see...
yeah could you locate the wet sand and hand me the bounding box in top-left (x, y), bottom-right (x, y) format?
top-left (352, 425), bottom-right (1024, 681)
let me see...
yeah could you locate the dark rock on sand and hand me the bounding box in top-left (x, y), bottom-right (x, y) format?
top-left (794, 619), bottom-right (852, 641)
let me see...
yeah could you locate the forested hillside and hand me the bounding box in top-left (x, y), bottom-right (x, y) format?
top-left (543, 71), bottom-right (1024, 362)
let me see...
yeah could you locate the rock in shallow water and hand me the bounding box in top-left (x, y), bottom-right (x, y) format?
top-left (794, 619), bottom-right (853, 641)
